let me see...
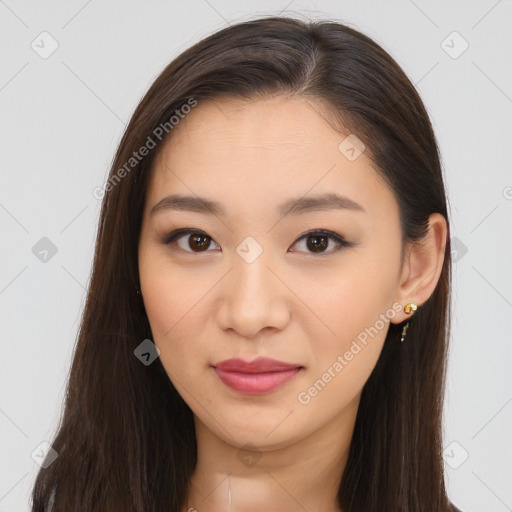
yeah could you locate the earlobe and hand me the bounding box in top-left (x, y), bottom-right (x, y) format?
top-left (391, 213), bottom-right (448, 324)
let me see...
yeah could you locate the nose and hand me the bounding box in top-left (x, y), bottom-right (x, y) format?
top-left (215, 249), bottom-right (291, 339)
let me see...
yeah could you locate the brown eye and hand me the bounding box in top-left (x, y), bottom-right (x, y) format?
top-left (163, 229), bottom-right (220, 253)
top-left (305, 234), bottom-right (329, 253)
top-left (290, 229), bottom-right (353, 255)
top-left (187, 233), bottom-right (212, 252)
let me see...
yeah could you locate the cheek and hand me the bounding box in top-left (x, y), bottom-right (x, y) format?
top-left (300, 259), bottom-right (394, 338)
top-left (140, 245), bottom-right (201, 331)
top-left (139, 252), bottom-right (221, 383)
top-left (297, 259), bottom-right (396, 391)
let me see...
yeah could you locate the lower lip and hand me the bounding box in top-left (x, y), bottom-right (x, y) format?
top-left (213, 367), bottom-right (303, 395)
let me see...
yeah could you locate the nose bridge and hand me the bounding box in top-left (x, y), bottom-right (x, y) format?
top-left (233, 242), bottom-right (275, 299)
top-left (217, 235), bottom-right (290, 337)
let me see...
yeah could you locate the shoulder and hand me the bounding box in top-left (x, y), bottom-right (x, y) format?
top-left (450, 502), bottom-right (463, 512)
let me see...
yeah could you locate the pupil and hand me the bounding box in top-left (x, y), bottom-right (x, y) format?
top-left (190, 234), bottom-right (210, 251)
top-left (307, 235), bottom-right (328, 252)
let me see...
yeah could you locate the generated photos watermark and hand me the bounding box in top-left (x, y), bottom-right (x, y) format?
top-left (93, 97), bottom-right (198, 200)
top-left (297, 301), bottom-right (403, 405)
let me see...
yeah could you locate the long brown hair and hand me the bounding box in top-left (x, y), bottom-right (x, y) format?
top-left (31, 15), bottom-right (453, 512)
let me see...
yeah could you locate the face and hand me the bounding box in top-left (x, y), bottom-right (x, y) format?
top-left (138, 95), bottom-right (405, 450)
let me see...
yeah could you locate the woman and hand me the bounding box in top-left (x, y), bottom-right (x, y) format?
top-left (31, 15), bottom-right (463, 512)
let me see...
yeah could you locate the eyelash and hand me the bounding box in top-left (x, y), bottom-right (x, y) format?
top-left (161, 228), bottom-right (355, 256)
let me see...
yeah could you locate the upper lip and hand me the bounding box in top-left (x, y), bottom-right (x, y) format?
top-left (212, 357), bottom-right (303, 373)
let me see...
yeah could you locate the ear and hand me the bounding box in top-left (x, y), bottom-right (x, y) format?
top-left (391, 213), bottom-right (448, 324)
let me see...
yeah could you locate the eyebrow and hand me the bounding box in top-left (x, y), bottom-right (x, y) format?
top-left (150, 192), bottom-right (365, 217)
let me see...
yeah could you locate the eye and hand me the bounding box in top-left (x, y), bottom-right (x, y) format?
top-left (289, 229), bottom-right (354, 255)
top-left (162, 228), bottom-right (220, 253)
top-left (161, 228), bottom-right (354, 255)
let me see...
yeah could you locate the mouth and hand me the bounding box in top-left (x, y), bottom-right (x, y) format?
top-left (211, 357), bottom-right (304, 395)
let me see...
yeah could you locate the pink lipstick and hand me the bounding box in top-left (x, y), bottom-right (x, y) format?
top-left (212, 357), bottom-right (303, 395)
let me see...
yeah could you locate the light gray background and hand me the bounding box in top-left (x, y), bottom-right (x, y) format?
top-left (1, 1), bottom-right (511, 511)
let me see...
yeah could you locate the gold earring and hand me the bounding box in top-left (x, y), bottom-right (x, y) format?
top-left (400, 303), bottom-right (417, 343)
top-left (404, 303), bottom-right (417, 314)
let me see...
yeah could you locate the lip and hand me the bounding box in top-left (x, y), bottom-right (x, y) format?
top-left (213, 357), bottom-right (302, 373)
top-left (212, 357), bottom-right (304, 395)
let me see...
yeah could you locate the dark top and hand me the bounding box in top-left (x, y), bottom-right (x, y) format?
top-left (451, 503), bottom-right (463, 512)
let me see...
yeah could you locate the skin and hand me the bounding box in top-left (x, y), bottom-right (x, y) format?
top-left (138, 95), bottom-right (447, 512)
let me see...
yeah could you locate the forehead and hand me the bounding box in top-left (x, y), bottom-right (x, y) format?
top-left (146, 95), bottom-right (398, 223)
